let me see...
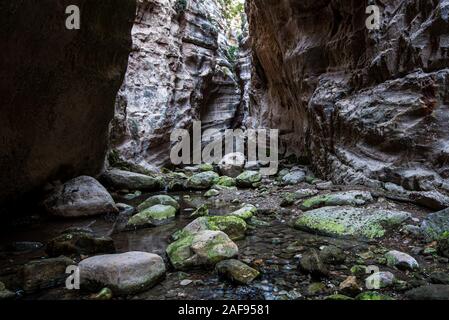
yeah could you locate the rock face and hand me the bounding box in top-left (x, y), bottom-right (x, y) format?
top-left (0, 0), bottom-right (135, 206)
top-left (111, 0), bottom-right (243, 168)
top-left (246, 0), bottom-right (449, 195)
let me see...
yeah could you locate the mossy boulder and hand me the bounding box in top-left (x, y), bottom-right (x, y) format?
top-left (182, 216), bottom-right (247, 240)
top-left (137, 195), bottom-right (180, 212)
top-left (216, 176), bottom-right (236, 187)
top-left (186, 171), bottom-right (220, 190)
top-left (215, 259), bottom-right (260, 285)
top-left (229, 204), bottom-right (257, 221)
top-left (299, 191), bottom-right (374, 211)
top-left (236, 171), bottom-right (262, 188)
top-left (166, 230), bottom-right (238, 270)
top-left (294, 206), bottom-right (411, 239)
top-left (280, 192), bottom-right (297, 207)
top-left (127, 205), bottom-right (177, 229)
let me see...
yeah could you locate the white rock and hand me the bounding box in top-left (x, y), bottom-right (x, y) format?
top-left (385, 250), bottom-right (419, 270)
top-left (79, 251), bottom-right (166, 294)
top-left (365, 271), bottom-right (395, 289)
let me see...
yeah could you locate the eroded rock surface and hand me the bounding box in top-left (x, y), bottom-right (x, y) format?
top-left (246, 0), bottom-right (449, 196)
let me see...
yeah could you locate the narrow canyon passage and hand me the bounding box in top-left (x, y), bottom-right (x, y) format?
top-left (1, 0), bottom-right (449, 301)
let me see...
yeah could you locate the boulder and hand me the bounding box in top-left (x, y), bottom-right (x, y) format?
top-left (385, 250), bottom-right (419, 271)
top-left (204, 189), bottom-right (220, 197)
top-left (282, 170), bottom-right (306, 185)
top-left (0, 282), bottom-right (15, 300)
top-left (181, 216), bottom-right (247, 241)
top-left (218, 153), bottom-right (246, 178)
top-left (166, 230), bottom-right (238, 270)
top-left (339, 276), bottom-right (362, 297)
top-left (46, 231), bottom-right (115, 257)
top-left (100, 169), bottom-right (163, 191)
top-left (44, 176), bottom-right (118, 218)
top-left (137, 195), bottom-right (180, 212)
top-left (186, 172), bottom-right (220, 190)
top-left (295, 206), bottom-right (411, 239)
top-left (236, 171), bottom-right (262, 188)
top-left (215, 259), bottom-right (260, 285)
top-left (127, 205), bottom-right (177, 229)
top-left (365, 271), bottom-right (395, 289)
top-left (299, 190), bottom-right (374, 211)
top-left (79, 251), bottom-right (166, 295)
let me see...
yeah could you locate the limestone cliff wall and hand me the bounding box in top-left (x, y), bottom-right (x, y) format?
top-left (0, 0), bottom-right (136, 206)
top-left (111, 0), bottom-right (242, 169)
top-left (247, 0), bottom-right (449, 193)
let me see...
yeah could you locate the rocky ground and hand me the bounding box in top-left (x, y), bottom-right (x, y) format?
top-left (1, 158), bottom-right (449, 301)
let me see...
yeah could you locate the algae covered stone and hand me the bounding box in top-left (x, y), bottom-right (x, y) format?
top-left (215, 259), bottom-right (260, 285)
top-left (166, 230), bottom-right (238, 270)
top-left (229, 204), bottom-right (257, 221)
top-left (420, 208), bottom-right (449, 241)
top-left (236, 171), bottom-right (262, 188)
top-left (127, 205), bottom-right (177, 228)
top-left (294, 206), bottom-right (411, 239)
top-left (46, 231), bottom-right (115, 257)
top-left (216, 176), bottom-right (236, 187)
top-left (137, 195), bottom-right (180, 212)
top-left (186, 171), bottom-right (220, 190)
top-left (299, 190), bottom-right (374, 211)
top-left (182, 215), bottom-right (247, 240)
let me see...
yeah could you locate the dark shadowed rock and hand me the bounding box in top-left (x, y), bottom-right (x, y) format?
top-left (100, 169), bottom-right (163, 191)
top-left (43, 176), bottom-right (118, 218)
top-left (405, 285), bottom-right (449, 300)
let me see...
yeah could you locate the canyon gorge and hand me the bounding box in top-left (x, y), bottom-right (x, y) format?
top-left (1, 0), bottom-right (449, 301)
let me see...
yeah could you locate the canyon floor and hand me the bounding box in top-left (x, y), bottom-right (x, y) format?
top-left (1, 163), bottom-right (448, 301)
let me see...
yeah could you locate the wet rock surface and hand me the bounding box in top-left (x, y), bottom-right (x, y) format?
top-left (1, 166), bottom-right (449, 300)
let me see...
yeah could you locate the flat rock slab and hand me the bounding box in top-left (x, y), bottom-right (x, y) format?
top-left (295, 206), bottom-right (411, 239)
top-left (79, 251), bottom-right (166, 295)
top-left (44, 176), bottom-right (118, 218)
top-left (300, 190), bottom-right (374, 211)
